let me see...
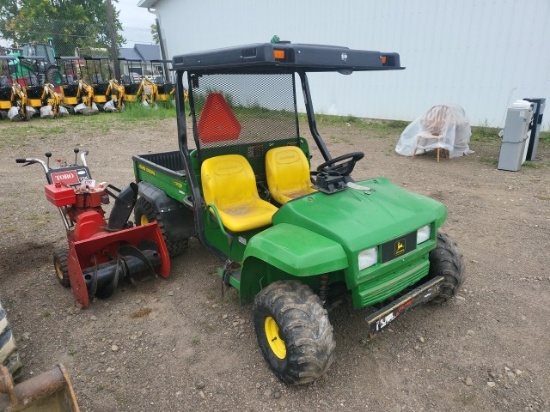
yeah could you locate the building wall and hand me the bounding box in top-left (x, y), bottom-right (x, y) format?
top-left (151, 0), bottom-right (550, 129)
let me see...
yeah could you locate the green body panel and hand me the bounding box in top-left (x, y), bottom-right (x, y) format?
top-left (244, 223), bottom-right (347, 275)
top-left (133, 153), bottom-right (190, 203)
top-left (270, 178), bottom-right (447, 308)
top-left (238, 223), bottom-right (347, 302)
top-left (272, 178), bottom-right (446, 250)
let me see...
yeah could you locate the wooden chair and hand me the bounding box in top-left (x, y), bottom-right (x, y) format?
top-left (413, 105), bottom-right (452, 162)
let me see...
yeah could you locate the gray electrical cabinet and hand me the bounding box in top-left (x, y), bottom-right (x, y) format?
top-left (523, 97), bottom-right (546, 161)
top-left (498, 100), bottom-right (534, 172)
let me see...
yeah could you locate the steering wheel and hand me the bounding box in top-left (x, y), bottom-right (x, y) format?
top-left (316, 152), bottom-right (365, 176)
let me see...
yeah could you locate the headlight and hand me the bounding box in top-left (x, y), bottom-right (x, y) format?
top-left (417, 224), bottom-right (431, 245)
top-left (358, 247), bottom-right (378, 270)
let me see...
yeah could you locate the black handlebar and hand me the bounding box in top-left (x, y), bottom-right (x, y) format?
top-left (15, 158), bottom-right (27, 163)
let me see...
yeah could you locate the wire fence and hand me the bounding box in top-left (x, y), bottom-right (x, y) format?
top-left (0, 17), bottom-right (165, 88)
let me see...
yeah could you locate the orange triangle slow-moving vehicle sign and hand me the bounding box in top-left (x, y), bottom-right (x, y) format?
top-left (197, 93), bottom-right (241, 143)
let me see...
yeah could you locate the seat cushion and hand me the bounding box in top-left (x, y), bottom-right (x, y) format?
top-left (202, 154), bottom-right (277, 232)
top-left (266, 146), bottom-right (316, 204)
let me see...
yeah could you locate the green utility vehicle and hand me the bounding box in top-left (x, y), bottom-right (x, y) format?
top-left (132, 41), bottom-right (465, 384)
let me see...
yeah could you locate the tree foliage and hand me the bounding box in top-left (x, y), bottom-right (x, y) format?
top-left (151, 23), bottom-right (159, 45)
top-left (0, 0), bottom-right (125, 55)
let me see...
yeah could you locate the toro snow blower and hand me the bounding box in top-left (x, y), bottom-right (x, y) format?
top-left (16, 149), bottom-right (170, 308)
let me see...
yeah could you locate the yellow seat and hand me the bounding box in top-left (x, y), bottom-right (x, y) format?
top-left (265, 146), bottom-right (317, 204)
top-left (201, 154), bottom-right (278, 232)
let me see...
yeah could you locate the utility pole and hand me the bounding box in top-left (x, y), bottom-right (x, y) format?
top-left (106, 0), bottom-right (121, 80)
top-left (155, 17), bottom-right (170, 83)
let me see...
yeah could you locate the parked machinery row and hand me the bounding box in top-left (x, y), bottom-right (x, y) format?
top-left (0, 55), bottom-right (176, 121)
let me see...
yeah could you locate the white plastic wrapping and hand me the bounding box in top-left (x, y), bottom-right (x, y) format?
top-left (74, 102), bottom-right (99, 115)
top-left (396, 104), bottom-right (473, 158)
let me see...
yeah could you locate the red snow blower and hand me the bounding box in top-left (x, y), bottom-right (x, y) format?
top-left (16, 149), bottom-right (170, 308)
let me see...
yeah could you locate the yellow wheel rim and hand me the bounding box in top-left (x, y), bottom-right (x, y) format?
top-left (54, 260), bottom-right (63, 281)
top-left (265, 316), bottom-right (286, 359)
top-left (140, 215), bottom-right (150, 225)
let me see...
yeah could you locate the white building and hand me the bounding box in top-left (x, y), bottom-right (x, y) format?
top-left (139, 0), bottom-right (550, 129)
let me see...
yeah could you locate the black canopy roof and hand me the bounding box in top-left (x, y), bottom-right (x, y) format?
top-left (172, 42), bottom-right (403, 74)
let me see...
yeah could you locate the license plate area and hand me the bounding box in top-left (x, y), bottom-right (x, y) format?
top-left (365, 276), bottom-right (444, 335)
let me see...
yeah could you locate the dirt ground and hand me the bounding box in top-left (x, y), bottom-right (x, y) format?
top-left (0, 115), bottom-right (548, 412)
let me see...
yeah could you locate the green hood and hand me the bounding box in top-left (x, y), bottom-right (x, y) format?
top-left (272, 177), bottom-right (447, 252)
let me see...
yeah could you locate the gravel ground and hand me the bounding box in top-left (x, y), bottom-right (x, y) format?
top-left (0, 115), bottom-right (548, 412)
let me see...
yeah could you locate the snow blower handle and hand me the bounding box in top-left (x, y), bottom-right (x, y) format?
top-left (15, 157), bottom-right (49, 175)
top-left (80, 150), bottom-right (89, 167)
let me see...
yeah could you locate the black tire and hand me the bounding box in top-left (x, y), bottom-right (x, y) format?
top-left (134, 197), bottom-right (188, 257)
top-left (0, 301), bottom-right (22, 380)
top-left (46, 67), bottom-right (62, 85)
top-left (53, 250), bottom-right (70, 288)
top-left (253, 280), bottom-right (335, 385)
top-left (428, 232), bottom-right (465, 304)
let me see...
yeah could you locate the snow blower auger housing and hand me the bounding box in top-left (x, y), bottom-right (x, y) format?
top-left (132, 41), bottom-right (465, 384)
top-left (16, 149), bottom-right (170, 308)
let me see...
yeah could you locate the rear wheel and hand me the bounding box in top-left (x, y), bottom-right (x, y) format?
top-left (0, 300), bottom-right (22, 380)
top-left (253, 281), bottom-right (335, 385)
top-left (429, 232), bottom-right (465, 303)
top-left (53, 250), bottom-right (70, 288)
top-left (134, 197), bottom-right (188, 257)
top-left (46, 67), bottom-right (62, 85)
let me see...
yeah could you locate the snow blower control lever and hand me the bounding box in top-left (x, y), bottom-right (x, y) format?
top-left (15, 149), bottom-right (170, 308)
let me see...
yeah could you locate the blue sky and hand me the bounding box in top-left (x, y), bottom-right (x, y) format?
top-left (117, 0), bottom-right (156, 46)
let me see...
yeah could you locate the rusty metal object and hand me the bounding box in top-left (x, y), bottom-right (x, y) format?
top-left (0, 364), bottom-right (79, 412)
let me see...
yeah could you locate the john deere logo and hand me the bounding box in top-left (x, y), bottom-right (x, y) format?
top-left (394, 239), bottom-right (406, 256)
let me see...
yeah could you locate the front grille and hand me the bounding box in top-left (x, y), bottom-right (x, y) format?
top-left (380, 231), bottom-right (417, 263)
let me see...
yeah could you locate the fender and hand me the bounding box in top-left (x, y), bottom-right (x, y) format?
top-left (239, 223), bottom-right (348, 302)
top-left (137, 181), bottom-right (195, 240)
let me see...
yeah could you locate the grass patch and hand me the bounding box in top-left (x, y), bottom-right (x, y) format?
top-left (118, 102), bottom-right (177, 122)
top-left (522, 161), bottom-right (543, 169)
top-left (479, 157), bottom-right (498, 166)
top-left (471, 126), bottom-right (500, 143)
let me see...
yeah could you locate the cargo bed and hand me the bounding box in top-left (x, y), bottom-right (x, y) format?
top-left (133, 151), bottom-right (189, 203)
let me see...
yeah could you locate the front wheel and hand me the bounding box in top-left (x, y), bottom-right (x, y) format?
top-left (428, 232), bottom-right (465, 304)
top-left (53, 250), bottom-right (70, 288)
top-left (253, 281), bottom-right (335, 385)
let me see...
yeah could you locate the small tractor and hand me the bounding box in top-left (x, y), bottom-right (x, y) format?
top-left (131, 41), bottom-right (465, 384)
top-left (16, 149), bottom-right (170, 308)
top-left (7, 40), bottom-right (62, 86)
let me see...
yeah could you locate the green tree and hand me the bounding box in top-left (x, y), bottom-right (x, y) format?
top-left (0, 0), bottom-right (125, 55)
top-left (151, 23), bottom-right (159, 45)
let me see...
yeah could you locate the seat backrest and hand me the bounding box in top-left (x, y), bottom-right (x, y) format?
top-left (201, 154), bottom-right (260, 210)
top-left (265, 146), bottom-right (312, 204)
top-left (420, 105), bottom-right (451, 136)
